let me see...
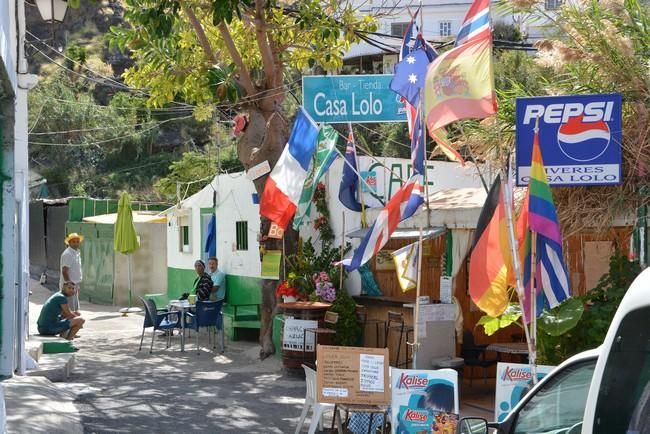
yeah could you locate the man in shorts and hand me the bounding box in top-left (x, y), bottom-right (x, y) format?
top-left (37, 282), bottom-right (85, 341)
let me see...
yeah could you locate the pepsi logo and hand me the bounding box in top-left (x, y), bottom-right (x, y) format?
top-left (557, 115), bottom-right (611, 162)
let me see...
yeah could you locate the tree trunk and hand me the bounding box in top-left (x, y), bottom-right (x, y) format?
top-left (237, 107), bottom-right (295, 359)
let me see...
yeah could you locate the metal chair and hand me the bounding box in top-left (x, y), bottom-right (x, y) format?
top-left (184, 300), bottom-right (225, 355)
top-left (384, 311), bottom-right (413, 367)
top-left (461, 331), bottom-right (497, 386)
top-left (302, 311), bottom-right (338, 368)
top-left (139, 297), bottom-right (181, 354)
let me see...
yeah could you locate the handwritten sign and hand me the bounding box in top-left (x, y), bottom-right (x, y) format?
top-left (359, 354), bottom-right (385, 392)
top-left (267, 222), bottom-right (285, 239)
top-left (316, 345), bottom-right (390, 405)
top-left (282, 318), bottom-right (318, 352)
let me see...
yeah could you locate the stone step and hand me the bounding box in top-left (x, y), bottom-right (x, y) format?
top-left (25, 352), bottom-right (76, 382)
top-left (26, 340), bottom-right (43, 363)
top-left (28, 335), bottom-right (75, 354)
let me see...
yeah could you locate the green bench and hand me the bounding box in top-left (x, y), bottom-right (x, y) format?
top-left (222, 275), bottom-right (262, 340)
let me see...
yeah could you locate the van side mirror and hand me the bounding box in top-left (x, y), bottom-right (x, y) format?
top-left (457, 417), bottom-right (488, 434)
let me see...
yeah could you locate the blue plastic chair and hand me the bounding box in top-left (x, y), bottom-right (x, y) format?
top-left (184, 300), bottom-right (224, 355)
top-left (139, 297), bottom-right (181, 353)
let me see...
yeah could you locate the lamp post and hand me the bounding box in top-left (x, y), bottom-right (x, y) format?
top-left (34, 0), bottom-right (68, 23)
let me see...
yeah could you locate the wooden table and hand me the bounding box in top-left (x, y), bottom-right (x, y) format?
top-left (486, 342), bottom-right (529, 362)
top-left (278, 301), bottom-right (332, 370)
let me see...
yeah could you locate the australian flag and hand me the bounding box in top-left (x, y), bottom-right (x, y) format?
top-left (338, 132), bottom-right (363, 212)
top-left (390, 48), bottom-right (430, 108)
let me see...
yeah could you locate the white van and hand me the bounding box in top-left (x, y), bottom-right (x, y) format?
top-left (458, 267), bottom-right (650, 434)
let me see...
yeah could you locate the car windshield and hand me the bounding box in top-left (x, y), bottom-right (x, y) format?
top-left (593, 306), bottom-right (650, 434)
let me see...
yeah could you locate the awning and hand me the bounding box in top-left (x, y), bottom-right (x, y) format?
top-left (346, 226), bottom-right (446, 239)
top-left (344, 39), bottom-right (399, 59)
top-left (82, 211), bottom-right (167, 224)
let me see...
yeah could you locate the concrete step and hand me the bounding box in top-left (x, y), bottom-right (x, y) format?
top-left (26, 339), bottom-right (44, 363)
top-left (3, 376), bottom-right (83, 434)
top-left (25, 352), bottom-right (76, 382)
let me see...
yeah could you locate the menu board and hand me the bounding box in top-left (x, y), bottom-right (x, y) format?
top-left (282, 318), bottom-right (318, 352)
top-left (316, 345), bottom-right (390, 405)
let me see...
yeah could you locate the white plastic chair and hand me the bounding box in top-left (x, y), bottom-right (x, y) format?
top-left (295, 364), bottom-right (336, 434)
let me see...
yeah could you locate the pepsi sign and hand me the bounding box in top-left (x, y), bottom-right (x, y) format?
top-left (516, 94), bottom-right (622, 186)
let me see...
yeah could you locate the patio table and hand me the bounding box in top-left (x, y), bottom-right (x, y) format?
top-left (168, 300), bottom-right (195, 352)
top-left (486, 342), bottom-right (529, 362)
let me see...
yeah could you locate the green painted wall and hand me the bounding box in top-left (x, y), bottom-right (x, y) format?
top-left (167, 267), bottom-right (197, 300)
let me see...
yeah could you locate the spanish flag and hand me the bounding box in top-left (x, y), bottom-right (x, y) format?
top-left (424, 34), bottom-right (496, 133)
top-left (469, 175), bottom-right (513, 317)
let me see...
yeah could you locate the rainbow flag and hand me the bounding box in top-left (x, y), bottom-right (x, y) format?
top-left (424, 34), bottom-right (496, 133)
top-left (516, 129), bottom-right (571, 322)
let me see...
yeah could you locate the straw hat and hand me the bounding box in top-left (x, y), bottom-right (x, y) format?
top-left (64, 233), bottom-right (84, 245)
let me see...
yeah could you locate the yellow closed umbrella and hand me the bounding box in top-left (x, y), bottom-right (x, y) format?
top-left (114, 192), bottom-right (141, 312)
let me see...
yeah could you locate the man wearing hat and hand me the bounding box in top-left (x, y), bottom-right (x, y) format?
top-left (60, 233), bottom-right (84, 313)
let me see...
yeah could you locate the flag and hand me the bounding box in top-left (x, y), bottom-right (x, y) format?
top-left (399, 8), bottom-right (418, 61)
top-left (455, 0), bottom-right (491, 46)
top-left (338, 131), bottom-right (364, 212)
top-left (260, 107), bottom-right (319, 229)
top-left (468, 174), bottom-right (512, 317)
top-left (390, 48), bottom-right (430, 107)
top-left (424, 34), bottom-right (496, 133)
top-left (430, 127), bottom-right (466, 166)
top-left (392, 241), bottom-right (420, 292)
top-left (339, 175), bottom-right (423, 271)
top-left (518, 129), bottom-right (570, 322)
top-left (292, 126), bottom-right (338, 230)
top-left (411, 107), bottom-right (425, 176)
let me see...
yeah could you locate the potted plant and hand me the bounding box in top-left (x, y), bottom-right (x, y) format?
top-left (276, 280), bottom-right (299, 303)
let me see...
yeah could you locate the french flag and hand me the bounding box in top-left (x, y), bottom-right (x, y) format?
top-left (260, 108), bottom-right (320, 230)
top-left (455, 0), bottom-right (491, 46)
top-left (339, 175), bottom-right (423, 271)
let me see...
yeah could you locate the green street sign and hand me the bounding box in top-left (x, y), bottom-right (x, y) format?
top-left (302, 75), bottom-right (407, 124)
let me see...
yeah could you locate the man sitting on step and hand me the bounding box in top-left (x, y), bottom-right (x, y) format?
top-left (37, 282), bottom-right (85, 342)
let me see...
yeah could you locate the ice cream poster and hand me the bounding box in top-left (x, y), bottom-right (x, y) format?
top-left (495, 362), bottom-right (556, 421)
top-left (391, 368), bottom-right (459, 434)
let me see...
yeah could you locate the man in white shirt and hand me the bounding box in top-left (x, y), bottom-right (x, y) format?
top-left (60, 233), bottom-right (84, 314)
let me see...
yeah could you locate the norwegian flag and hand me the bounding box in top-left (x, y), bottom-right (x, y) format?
top-left (455, 0), bottom-right (491, 46)
top-left (338, 175), bottom-right (423, 271)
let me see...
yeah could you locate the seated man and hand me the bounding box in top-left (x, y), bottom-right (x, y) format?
top-left (207, 257), bottom-right (226, 302)
top-left (193, 260), bottom-right (214, 302)
top-left (37, 282), bottom-right (85, 341)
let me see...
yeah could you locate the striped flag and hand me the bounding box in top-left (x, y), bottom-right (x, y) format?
top-left (339, 175), bottom-right (423, 272)
top-left (424, 34), bottom-right (496, 133)
top-left (517, 128), bottom-right (571, 322)
top-left (455, 0), bottom-right (491, 46)
top-left (260, 107), bottom-right (319, 229)
top-left (469, 174), bottom-right (512, 317)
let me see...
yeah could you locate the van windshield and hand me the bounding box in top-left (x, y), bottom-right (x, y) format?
top-left (594, 306), bottom-right (650, 434)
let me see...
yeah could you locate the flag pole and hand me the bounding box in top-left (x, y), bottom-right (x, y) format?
top-left (501, 160), bottom-right (537, 384)
top-left (340, 211), bottom-right (346, 292)
top-left (530, 229), bottom-right (538, 381)
top-left (412, 222), bottom-right (424, 369)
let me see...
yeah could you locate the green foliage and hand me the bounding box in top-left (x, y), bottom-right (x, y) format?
top-left (108, 0), bottom-right (376, 108)
top-left (492, 22), bottom-right (524, 42)
top-left (476, 303), bottom-right (522, 336)
top-left (64, 43), bottom-right (88, 70)
top-left (538, 297), bottom-right (584, 337)
top-left (153, 144), bottom-right (243, 201)
top-left (328, 289), bottom-right (362, 346)
top-left (207, 64), bottom-right (241, 102)
top-left (537, 254), bottom-right (641, 365)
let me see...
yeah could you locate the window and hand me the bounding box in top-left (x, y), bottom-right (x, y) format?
top-left (513, 360), bottom-right (596, 434)
top-left (594, 306), bottom-right (650, 434)
top-left (545, 0), bottom-right (562, 10)
top-left (178, 214), bottom-right (191, 253)
top-left (391, 22), bottom-right (410, 37)
top-left (439, 21), bottom-right (452, 37)
top-left (236, 221), bottom-right (248, 251)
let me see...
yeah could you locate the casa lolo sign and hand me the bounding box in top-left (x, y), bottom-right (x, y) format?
top-left (302, 75), bottom-right (407, 123)
top-left (515, 93), bottom-right (623, 186)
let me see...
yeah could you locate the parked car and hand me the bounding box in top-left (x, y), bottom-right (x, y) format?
top-left (458, 267), bottom-right (650, 434)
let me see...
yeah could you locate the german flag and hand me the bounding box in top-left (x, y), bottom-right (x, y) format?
top-left (469, 175), bottom-right (512, 317)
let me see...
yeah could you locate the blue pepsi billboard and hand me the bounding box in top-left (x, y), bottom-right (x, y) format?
top-left (515, 93), bottom-right (622, 186)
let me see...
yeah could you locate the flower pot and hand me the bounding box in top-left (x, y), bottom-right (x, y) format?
top-left (282, 295), bottom-right (297, 303)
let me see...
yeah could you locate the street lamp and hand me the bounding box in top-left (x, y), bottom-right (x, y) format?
top-left (34, 0), bottom-right (68, 23)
